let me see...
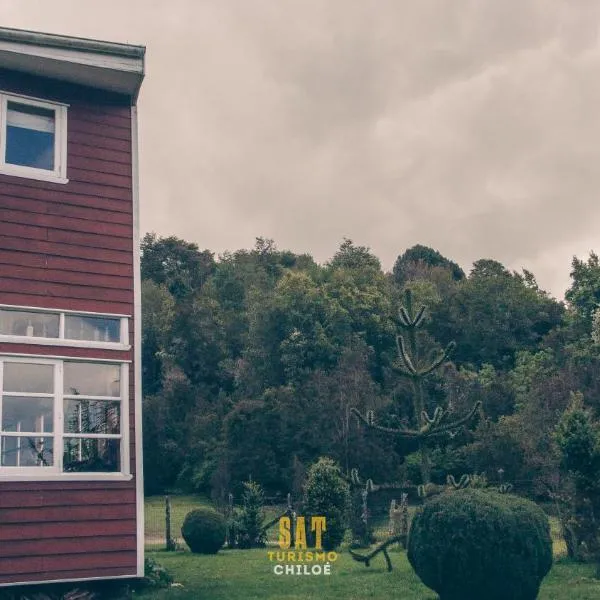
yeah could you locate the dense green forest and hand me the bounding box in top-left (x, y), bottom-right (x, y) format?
top-left (140, 234), bottom-right (600, 504)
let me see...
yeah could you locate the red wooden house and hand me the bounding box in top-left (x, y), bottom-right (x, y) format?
top-left (0, 27), bottom-right (145, 586)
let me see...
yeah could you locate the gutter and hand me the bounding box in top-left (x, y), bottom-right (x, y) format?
top-left (0, 26), bottom-right (145, 59)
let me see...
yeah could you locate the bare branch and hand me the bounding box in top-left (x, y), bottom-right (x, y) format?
top-left (349, 535), bottom-right (403, 571)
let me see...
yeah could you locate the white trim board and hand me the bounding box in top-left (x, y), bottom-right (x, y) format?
top-left (0, 473), bottom-right (133, 482)
top-left (0, 353), bottom-right (131, 363)
top-left (0, 336), bottom-right (130, 351)
top-left (131, 103), bottom-right (145, 578)
top-left (0, 304), bottom-right (131, 318)
top-left (0, 573), bottom-right (137, 589)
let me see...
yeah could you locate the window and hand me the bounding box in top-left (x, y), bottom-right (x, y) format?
top-left (0, 357), bottom-right (128, 477)
top-left (0, 306), bottom-right (129, 350)
top-left (0, 92), bottom-right (67, 183)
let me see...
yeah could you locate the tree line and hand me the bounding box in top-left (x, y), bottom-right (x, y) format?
top-left (141, 233), bottom-right (600, 507)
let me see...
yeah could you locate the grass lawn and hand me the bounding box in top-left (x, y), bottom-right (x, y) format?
top-left (141, 496), bottom-right (591, 598)
top-left (137, 549), bottom-right (600, 600)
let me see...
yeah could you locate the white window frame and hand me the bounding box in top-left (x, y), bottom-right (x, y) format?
top-left (0, 304), bottom-right (130, 351)
top-left (0, 355), bottom-right (130, 481)
top-left (0, 91), bottom-right (68, 184)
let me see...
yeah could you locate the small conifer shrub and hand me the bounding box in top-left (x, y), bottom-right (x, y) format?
top-left (236, 479), bottom-right (267, 549)
top-left (181, 507), bottom-right (226, 554)
top-left (304, 457), bottom-right (351, 551)
top-left (407, 489), bottom-right (552, 600)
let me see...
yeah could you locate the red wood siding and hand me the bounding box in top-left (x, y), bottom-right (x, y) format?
top-left (0, 69), bottom-right (140, 584)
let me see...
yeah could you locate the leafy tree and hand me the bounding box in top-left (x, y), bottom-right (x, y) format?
top-left (178, 391), bottom-right (227, 494)
top-left (462, 349), bottom-right (571, 494)
top-left (240, 272), bottom-right (335, 393)
top-left (141, 280), bottom-right (175, 395)
top-left (393, 244), bottom-right (465, 286)
top-left (555, 392), bottom-right (600, 564)
top-left (141, 232), bottom-right (215, 299)
top-left (169, 290), bottom-right (230, 393)
top-left (142, 367), bottom-right (198, 494)
top-left (434, 259), bottom-right (563, 369)
top-left (566, 252), bottom-right (600, 335)
top-left (592, 308), bottom-right (600, 345)
top-left (329, 238), bottom-right (382, 277)
top-left (222, 398), bottom-right (287, 495)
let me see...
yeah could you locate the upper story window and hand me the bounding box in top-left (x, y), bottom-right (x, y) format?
top-left (0, 305), bottom-right (129, 350)
top-left (0, 92), bottom-right (68, 184)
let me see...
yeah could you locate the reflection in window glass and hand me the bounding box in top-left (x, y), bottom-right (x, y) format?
top-left (63, 438), bottom-right (120, 472)
top-left (6, 102), bottom-right (55, 170)
top-left (64, 399), bottom-right (120, 435)
top-left (0, 309), bottom-right (59, 338)
top-left (1, 436), bottom-right (54, 467)
top-left (3, 362), bottom-right (54, 394)
top-left (2, 397), bottom-right (53, 433)
top-left (64, 315), bottom-right (120, 343)
top-left (64, 363), bottom-right (120, 397)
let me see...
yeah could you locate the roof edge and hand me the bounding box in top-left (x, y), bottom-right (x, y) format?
top-left (0, 26), bottom-right (145, 59)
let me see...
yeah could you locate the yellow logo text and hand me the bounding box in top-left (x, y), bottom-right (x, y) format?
top-left (278, 516), bottom-right (327, 550)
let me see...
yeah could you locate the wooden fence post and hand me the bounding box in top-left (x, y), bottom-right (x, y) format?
top-left (399, 493), bottom-right (409, 549)
top-left (288, 493), bottom-right (296, 548)
top-left (166, 495), bottom-right (176, 551)
top-left (227, 492), bottom-right (235, 548)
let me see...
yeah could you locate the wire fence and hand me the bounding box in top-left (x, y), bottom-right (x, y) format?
top-left (144, 488), bottom-right (567, 557)
top-left (144, 494), bottom-right (295, 550)
top-left (145, 495), bottom-right (204, 550)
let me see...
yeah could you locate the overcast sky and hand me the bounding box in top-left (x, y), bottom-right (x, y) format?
top-left (3, 0), bottom-right (600, 299)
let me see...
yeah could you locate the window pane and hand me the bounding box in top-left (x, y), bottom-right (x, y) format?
top-left (63, 438), bottom-right (120, 472)
top-left (3, 362), bottom-right (54, 393)
top-left (64, 363), bottom-right (120, 397)
top-left (64, 399), bottom-right (120, 434)
top-left (0, 309), bottom-right (59, 338)
top-left (1, 436), bottom-right (54, 467)
top-left (64, 315), bottom-right (120, 343)
top-left (6, 102), bottom-right (55, 170)
top-left (2, 396), bottom-right (53, 433)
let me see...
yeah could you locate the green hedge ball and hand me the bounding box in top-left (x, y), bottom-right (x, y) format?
top-left (407, 489), bottom-right (553, 600)
top-left (181, 507), bottom-right (226, 554)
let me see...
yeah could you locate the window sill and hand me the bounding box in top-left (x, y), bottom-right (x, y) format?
top-left (0, 335), bottom-right (131, 351)
top-left (0, 472), bottom-right (133, 482)
top-left (0, 165), bottom-right (68, 185)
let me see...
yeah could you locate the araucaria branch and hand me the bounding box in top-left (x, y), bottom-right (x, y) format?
top-left (351, 289), bottom-right (481, 485)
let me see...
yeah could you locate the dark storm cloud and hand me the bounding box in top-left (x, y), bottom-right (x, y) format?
top-left (3, 0), bottom-right (600, 298)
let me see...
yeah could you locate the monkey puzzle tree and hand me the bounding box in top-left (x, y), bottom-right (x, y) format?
top-left (351, 289), bottom-right (481, 486)
top-left (349, 289), bottom-right (482, 570)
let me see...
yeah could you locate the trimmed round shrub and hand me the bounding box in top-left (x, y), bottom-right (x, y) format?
top-left (407, 489), bottom-right (552, 600)
top-left (181, 507), bottom-right (226, 554)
